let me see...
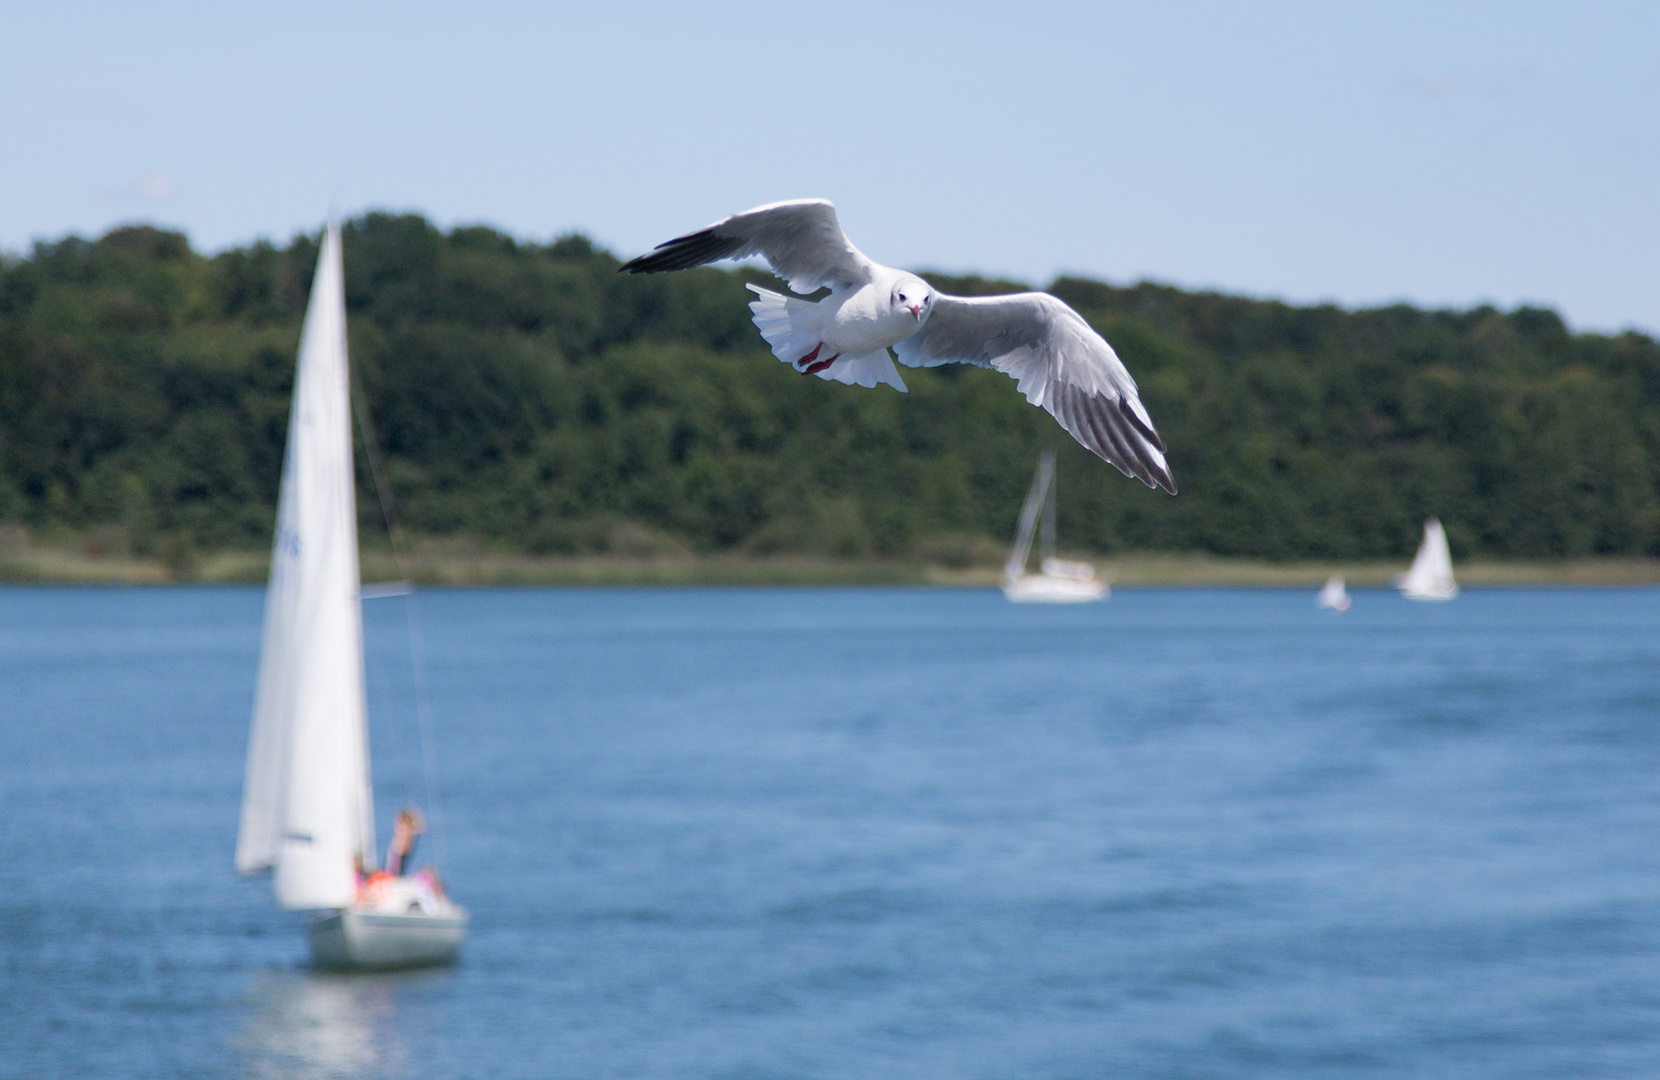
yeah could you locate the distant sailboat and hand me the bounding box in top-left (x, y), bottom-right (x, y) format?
top-left (1317, 575), bottom-right (1351, 612)
top-left (1396, 517), bottom-right (1458, 601)
top-left (236, 222), bottom-right (466, 970)
top-left (1002, 451), bottom-right (1108, 603)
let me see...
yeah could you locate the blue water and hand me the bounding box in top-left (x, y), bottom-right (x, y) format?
top-left (3, 586), bottom-right (1660, 1078)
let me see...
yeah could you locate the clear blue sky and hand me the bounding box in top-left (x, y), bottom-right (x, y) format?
top-left (5, 1), bottom-right (1655, 333)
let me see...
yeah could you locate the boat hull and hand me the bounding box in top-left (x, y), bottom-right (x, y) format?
top-left (1002, 574), bottom-right (1108, 604)
top-left (309, 908), bottom-right (467, 971)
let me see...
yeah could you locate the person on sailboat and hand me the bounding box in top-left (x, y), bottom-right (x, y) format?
top-left (357, 807), bottom-right (427, 899)
top-left (386, 807), bottom-right (426, 876)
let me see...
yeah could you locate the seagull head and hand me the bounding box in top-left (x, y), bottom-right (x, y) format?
top-left (892, 276), bottom-right (934, 323)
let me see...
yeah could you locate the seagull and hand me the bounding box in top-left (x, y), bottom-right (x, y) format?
top-left (619, 199), bottom-right (1176, 494)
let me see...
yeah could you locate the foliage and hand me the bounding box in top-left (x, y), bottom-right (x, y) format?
top-left (2, 215), bottom-right (1657, 561)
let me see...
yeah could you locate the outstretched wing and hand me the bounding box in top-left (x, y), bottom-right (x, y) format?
top-left (618, 199), bottom-right (875, 294)
top-left (894, 293), bottom-right (1176, 494)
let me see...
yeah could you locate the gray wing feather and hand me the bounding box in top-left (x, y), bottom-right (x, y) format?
top-left (894, 293), bottom-right (1176, 494)
top-left (618, 199), bottom-right (874, 294)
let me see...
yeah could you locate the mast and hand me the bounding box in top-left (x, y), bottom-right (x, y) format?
top-left (1039, 451), bottom-right (1056, 567)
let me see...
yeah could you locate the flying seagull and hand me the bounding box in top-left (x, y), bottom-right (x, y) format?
top-left (619, 199), bottom-right (1176, 494)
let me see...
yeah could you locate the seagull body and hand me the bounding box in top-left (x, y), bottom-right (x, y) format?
top-left (619, 199), bottom-right (1176, 494)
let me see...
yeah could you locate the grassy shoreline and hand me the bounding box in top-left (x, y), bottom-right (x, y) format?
top-left (4, 534), bottom-right (1660, 588)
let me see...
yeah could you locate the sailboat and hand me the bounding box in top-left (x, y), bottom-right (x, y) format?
top-left (1395, 517), bottom-right (1458, 601)
top-left (236, 222), bottom-right (466, 970)
top-left (1317, 575), bottom-right (1351, 612)
top-left (1002, 451), bottom-right (1108, 603)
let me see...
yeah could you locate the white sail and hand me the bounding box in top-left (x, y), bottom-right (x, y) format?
top-left (1398, 517), bottom-right (1458, 601)
top-left (236, 223), bottom-right (377, 910)
top-left (1317, 574), bottom-right (1351, 612)
top-left (1003, 451), bottom-right (1107, 603)
top-left (1004, 451), bottom-right (1055, 586)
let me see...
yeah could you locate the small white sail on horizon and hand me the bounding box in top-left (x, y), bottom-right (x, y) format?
top-left (237, 222), bottom-right (465, 969)
top-left (1002, 451), bottom-right (1108, 603)
top-left (1317, 575), bottom-right (1351, 612)
top-left (1396, 517), bottom-right (1458, 601)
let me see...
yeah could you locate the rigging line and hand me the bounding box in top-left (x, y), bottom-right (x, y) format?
top-left (401, 591), bottom-right (448, 870)
top-left (349, 368), bottom-right (448, 870)
top-left (363, 600), bottom-right (400, 787)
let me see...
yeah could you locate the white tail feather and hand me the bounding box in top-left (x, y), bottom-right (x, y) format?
top-left (746, 284), bottom-right (819, 362)
top-left (745, 284), bottom-right (906, 392)
top-left (821, 351), bottom-right (906, 391)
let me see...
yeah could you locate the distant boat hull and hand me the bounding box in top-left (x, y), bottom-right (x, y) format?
top-left (309, 907), bottom-right (467, 971)
top-left (1002, 573), bottom-right (1108, 604)
top-left (1399, 584), bottom-right (1458, 602)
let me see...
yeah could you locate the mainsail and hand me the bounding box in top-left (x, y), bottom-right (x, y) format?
top-left (1004, 451), bottom-right (1057, 586)
top-left (236, 223), bottom-right (377, 910)
top-left (1002, 451), bottom-right (1106, 603)
top-left (1398, 517), bottom-right (1458, 601)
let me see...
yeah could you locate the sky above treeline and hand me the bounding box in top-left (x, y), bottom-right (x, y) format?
top-left (5, 1), bottom-right (1656, 334)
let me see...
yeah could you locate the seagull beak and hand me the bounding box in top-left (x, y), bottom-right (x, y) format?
top-left (908, 304), bottom-right (922, 319)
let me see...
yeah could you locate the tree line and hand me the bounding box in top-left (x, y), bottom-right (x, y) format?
top-left (2, 213), bottom-right (1657, 563)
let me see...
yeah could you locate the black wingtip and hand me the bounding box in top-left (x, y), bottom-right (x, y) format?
top-left (617, 228), bottom-right (745, 275)
top-left (1116, 397), bottom-right (1166, 454)
top-left (1139, 445), bottom-right (1177, 495)
top-left (1128, 461), bottom-right (1177, 496)
top-left (1066, 389), bottom-right (1177, 496)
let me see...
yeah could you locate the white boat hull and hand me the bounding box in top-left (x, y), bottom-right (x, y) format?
top-left (309, 907), bottom-right (467, 970)
top-left (1400, 585), bottom-right (1458, 602)
top-left (1002, 573), bottom-right (1108, 604)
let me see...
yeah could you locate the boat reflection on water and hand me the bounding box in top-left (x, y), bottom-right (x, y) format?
top-left (237, 969), bottom-right (422, 1080)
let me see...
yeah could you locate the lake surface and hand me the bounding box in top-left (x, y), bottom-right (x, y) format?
top-left (3, 586), bottom-right (1660, 1078)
